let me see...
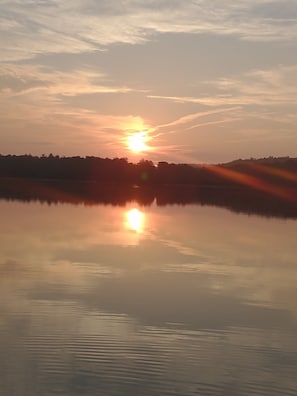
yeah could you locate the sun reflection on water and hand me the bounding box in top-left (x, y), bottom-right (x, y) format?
top-left (125, 208), bottom-right (145, 233)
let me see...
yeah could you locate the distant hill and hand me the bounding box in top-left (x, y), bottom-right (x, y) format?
top-left (222, 156), bottom-right (295, 166)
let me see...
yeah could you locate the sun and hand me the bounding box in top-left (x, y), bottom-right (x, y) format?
top-left (127, 131), bottom-right (149, 153)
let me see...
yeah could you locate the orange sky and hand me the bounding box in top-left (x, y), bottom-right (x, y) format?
top-left (0, 1), bottom-right (296, 163)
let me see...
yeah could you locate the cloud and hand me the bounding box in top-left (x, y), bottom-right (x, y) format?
top-left (149, 65), bottom-right (297, 108)
top-left (152, 106), bottom-right (240, 129)
top-left (0, 63), bottom-right (133, 97)
top-left (213, 65), bottom-right (297, 105)
top-left (145, 64), bottom-right (297, 160)
top-left (0, 63), bottom-right (153, 156)
top-left (1, 0), bottom-right (296, 61)
top-left (0, 62), bottom-right (142, 130)
top-left (0, 63), bottom-right (131, 123)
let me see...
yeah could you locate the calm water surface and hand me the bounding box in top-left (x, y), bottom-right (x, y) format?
top-left (0, 199), bottom-right (297, 395)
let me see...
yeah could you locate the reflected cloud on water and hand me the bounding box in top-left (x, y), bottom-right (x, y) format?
top-left (0, 200), bottom-right (297, 395)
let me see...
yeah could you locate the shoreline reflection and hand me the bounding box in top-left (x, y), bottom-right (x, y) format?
top-left (0, 179), bottom-right (296, 219)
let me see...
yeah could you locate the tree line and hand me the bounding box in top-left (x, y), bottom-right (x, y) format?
top-left (0, 154), bottom-right (297, 189)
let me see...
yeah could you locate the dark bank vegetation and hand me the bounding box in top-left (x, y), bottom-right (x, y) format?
top-left (0, 154), bottom-right (297, 188)
top-left (0, 154), bottom-right (296, 218)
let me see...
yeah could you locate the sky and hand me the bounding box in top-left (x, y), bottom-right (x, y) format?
top-left (0, 0), bottom-right (296, 163)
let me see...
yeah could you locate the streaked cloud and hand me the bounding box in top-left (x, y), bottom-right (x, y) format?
top-left (149, 65), bottom-right (297, 108)
top-left (155, 107), bottom-right (241, 130)
top-left (1, 0), bottom-right (296, 61)
top-left (0, 1), bottom-right (296, 162)
top-left (0, 63), bottom-right (134, 97)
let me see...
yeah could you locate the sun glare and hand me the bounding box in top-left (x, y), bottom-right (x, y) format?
top-left (126, 208), bottom-right (144, 233)
top-left (127, 131), bottom-right (149, 153)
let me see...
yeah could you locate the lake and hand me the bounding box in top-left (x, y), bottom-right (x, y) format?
top-left (0, 197), bottom-right (297, 395)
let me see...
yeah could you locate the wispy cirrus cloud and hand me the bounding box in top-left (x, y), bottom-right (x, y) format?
top-left (0, 64), bottom-right (133, 97)
top-left (212, 65), bottom-right (297, 106)
top-left (155, 107), bottom-right (242, 130)
top-left (0, 62), bottom-right (150, 156)
top-left (149, 65), bottom-right (297, 108)
top-left (146, 64), bottom-right (297, 159)
top-left (1, 0), bottom-right (296, 61)
top-left (1, 1), bottom-right (296, 161)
